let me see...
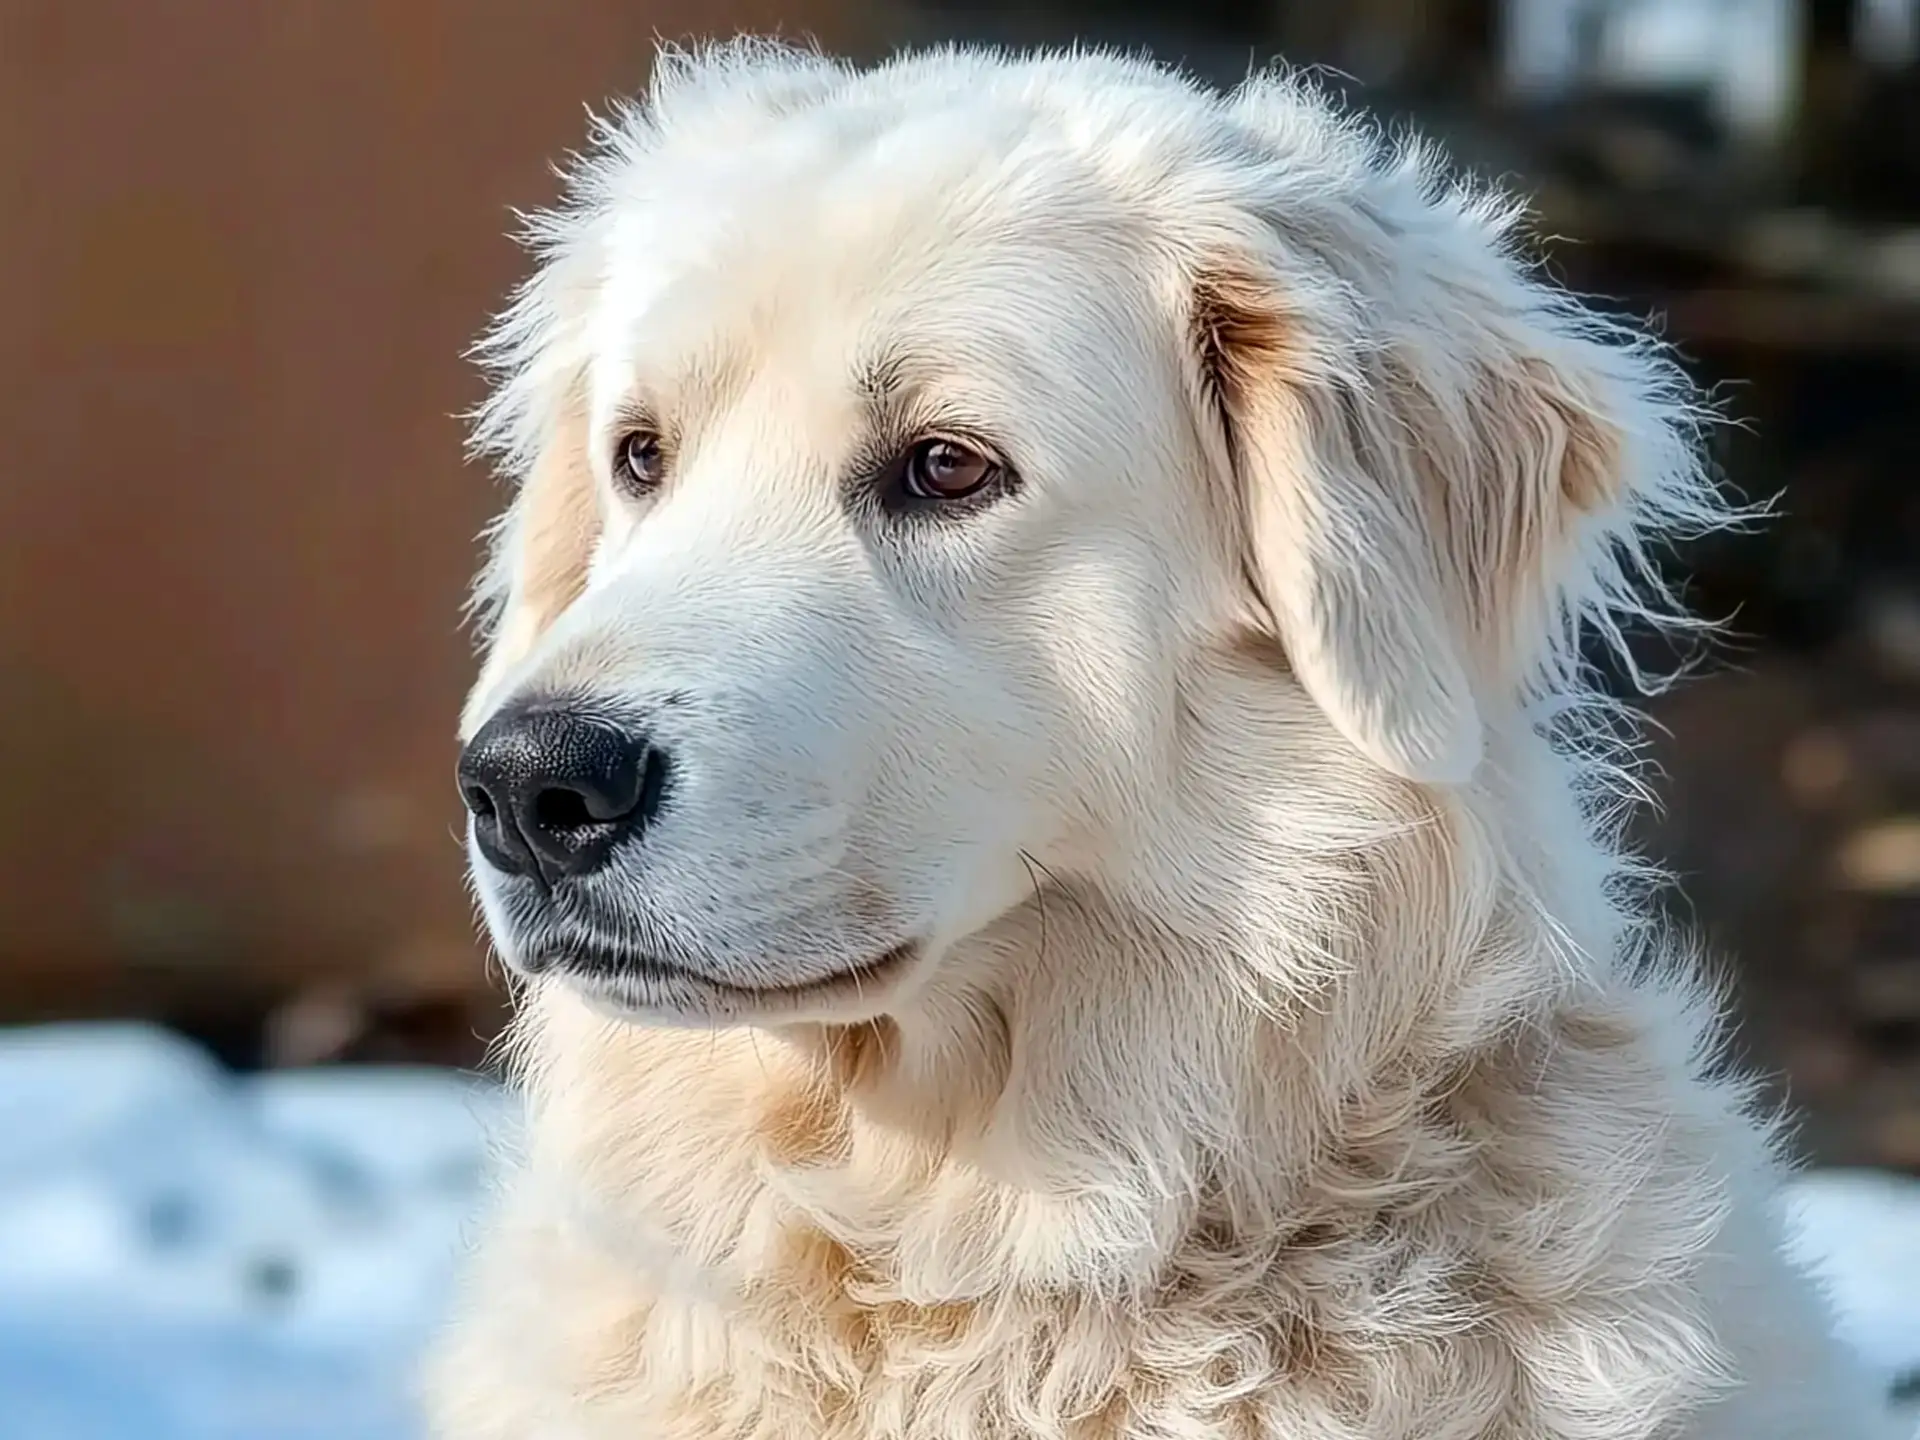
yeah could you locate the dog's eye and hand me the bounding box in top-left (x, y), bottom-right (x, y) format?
top-left (901, 438), bottom-right (998, 502)
top-left (614, 431), bottom-right (665, 493)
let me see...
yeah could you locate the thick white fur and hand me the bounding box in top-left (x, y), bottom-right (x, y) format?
top-left (428, 41), bottom-right (1894, 1439)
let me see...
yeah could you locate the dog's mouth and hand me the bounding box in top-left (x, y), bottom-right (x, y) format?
top-left (522, 939), bottom-right (921, 1023)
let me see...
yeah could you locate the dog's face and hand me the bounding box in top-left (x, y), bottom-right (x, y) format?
top-left (458, 49), bottom-right (1702, 1026)
top-left (460, 102), bottom-right (1223, 1024)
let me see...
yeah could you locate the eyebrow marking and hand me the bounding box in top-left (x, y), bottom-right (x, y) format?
top-left (608, 397), bottom-right (661, 435)
top-left (853, 349), bottom-right (909, 409)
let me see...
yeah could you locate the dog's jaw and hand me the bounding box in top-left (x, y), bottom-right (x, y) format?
top-left (548, 941), bottom-right (924, 1028)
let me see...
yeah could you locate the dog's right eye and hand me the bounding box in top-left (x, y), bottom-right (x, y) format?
top-left (614, 431), bottom-right (666, 493)
top-left (881, 436), bottom-right (1011, 514)
top-left (903, 439), bottom-right (996, 501)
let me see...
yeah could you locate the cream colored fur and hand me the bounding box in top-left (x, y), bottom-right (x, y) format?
top-left (427, 41), bottom-right (1895, 1439)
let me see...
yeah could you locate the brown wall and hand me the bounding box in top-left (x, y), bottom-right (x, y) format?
top-left (0, 1), bottom-right (854, 1038)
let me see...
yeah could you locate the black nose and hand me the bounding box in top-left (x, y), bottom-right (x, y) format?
top-left (456, 701), bottom-right (668, 884)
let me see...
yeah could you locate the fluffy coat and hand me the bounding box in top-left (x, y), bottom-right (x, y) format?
top-left (427, 42), bottom-right (1893, 1439)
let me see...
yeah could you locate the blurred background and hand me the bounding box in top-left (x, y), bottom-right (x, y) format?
top-left (1, 0), bottom-right (1917, 1435)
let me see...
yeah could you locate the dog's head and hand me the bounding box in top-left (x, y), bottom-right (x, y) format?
top-left (456, 44), bottom-right (1719, 1026)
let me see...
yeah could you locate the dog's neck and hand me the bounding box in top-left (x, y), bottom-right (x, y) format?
top-left (511, 720), bottom-right (1624, 1309)
top-left (487, 715), bottom-right (1752, 1440)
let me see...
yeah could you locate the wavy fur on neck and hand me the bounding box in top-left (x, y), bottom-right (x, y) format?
top-left (433, 703), bottom-right (1871, 1438)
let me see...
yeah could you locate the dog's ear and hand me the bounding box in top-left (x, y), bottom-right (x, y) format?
top-left (1189, 165), bottom-right (1714, 784)
top-left (461, 404), bottom-right (599, 735)
top-left (460, 221), bottom-right (605, 738)
top-left (1194, 264), bottom-right (1485, 782)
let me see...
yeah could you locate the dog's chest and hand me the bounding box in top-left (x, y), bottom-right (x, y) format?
top-left (621, 1207), bottom-right (1724, 1440)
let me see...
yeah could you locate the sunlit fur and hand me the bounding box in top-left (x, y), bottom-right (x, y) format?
top-left (427, 41), bottom-right (1893, 1439)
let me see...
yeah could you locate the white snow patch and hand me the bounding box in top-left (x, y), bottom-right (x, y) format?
top-left (1782, 1165), bottom-right (1920, 1425)
top-left (0, 1023), bottom-right (512, 1438)
top-left (0, 1021), bottom-right (1914, 1436)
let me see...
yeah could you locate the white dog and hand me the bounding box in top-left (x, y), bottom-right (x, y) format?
top-left (428, 41), bottom-right (1895, 1439)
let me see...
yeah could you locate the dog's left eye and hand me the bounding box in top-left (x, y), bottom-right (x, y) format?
top-left (899, 438), bottom-right (1000, 502)
top-left (614, 430), bottom-right (666, 493)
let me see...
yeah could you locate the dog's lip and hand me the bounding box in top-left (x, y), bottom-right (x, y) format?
top-left (530, 940), bottom-right (919, 1001)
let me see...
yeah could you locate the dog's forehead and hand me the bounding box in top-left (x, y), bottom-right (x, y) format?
top-left (584, 107), bottom-right (1161, 424)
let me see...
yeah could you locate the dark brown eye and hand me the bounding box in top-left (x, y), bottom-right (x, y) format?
top-left (901, 438), bottom-right (998, 502)
top-left (615, 430), bottom-right (665, 492)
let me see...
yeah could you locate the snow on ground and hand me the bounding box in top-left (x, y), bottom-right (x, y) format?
top-left (0, 1024), bottom-right (510, 1439)
top-left (0, 1021), bottom-right (1915, 1437)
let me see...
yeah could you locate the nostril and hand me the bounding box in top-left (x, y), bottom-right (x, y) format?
top-left (530, 743), bottom-right (668, 835)
top-left (533, 786), bottom-right (594, 832)
top-left (463, 784), bottom-right (497, 821)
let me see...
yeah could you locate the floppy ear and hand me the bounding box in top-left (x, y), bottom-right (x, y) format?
top-left (1195, 265), bottom-right (1485, 783)
top-left (461, 405), bottom-right (600, 736)
top-left (459, 134), bottom-right (615, 738)
top-left (1190, 182), bottom-right (1714, 785)
top-left (459, 231), bottom-right (604, 739)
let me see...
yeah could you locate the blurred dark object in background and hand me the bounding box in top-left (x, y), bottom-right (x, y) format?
top-left (0, 0), bottom-right (1915, 1170)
